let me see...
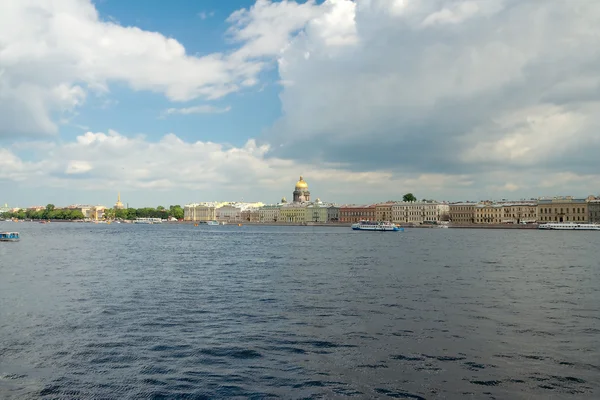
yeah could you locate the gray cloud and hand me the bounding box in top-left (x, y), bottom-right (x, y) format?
top-left (261, 0), bottom-right (600, 197)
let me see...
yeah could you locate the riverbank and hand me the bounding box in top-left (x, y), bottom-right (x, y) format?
top-left (4, 220), bottom-right (540, 229)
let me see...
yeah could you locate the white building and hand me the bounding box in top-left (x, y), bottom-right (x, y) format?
top-left (216, 205), bottom-right (242, 222)
top-left (392, 201), bottom-right (448, 224)
top-left (184, 203), bottom-right (218, 221)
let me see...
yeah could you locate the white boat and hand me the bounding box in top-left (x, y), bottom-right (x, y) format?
top-left (134, 218), bottom-right (163, 224)
top-left (538, 223), bottom-right (600, 231)
top-left (206, 220), bottom-right (219, 226)
top-left (0, 232), bottom-right (19, 242)
top-left (351, 220), bottom-right (404, 232)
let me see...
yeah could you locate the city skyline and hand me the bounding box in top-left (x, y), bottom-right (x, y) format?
top-left (1, 1), bottom-right (600, 205)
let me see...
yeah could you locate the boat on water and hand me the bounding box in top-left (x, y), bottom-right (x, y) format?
top-left (0, 232), bottom-right (20, 242)
top-left (538, 222), bottom-right (600, 231)
top-left (134, 218), bottom-right (162, 224)
top-left (207, 220), bottom-right (219, 226)
top-left (351, 220), bottom-right (404, 232)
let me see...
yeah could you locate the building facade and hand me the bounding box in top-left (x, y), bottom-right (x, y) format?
top-left (216, 205), bottom-right (242, 222)
top-left (375, 202), bottom-right (395, 222)
top-left (280, 203), bottom-right (307, 223)
top-left (392, 201), bottom-right (441, 225)
top-left (305, 203), bottom-right (328, 223)
top-left (474, 204), bottom-right (503, 224)
top-left (538, 198), bottom-right (588, 223)
top-left (449, 203), bottom-right (476, 224)
top-left (339, 205), bottom-right (377, 223)
top-left (258, 205), bottom-right (281, 222)
top-left (589, 200), bottom-right (600, 223)
top-left (327, 206), bottom-right (339, 222)
top-left (502, 202), bottom-right (537, 223)
top-left (184, 204), bottom-right (217, 221)
top-left (241, 208), bottom-right (260, 222)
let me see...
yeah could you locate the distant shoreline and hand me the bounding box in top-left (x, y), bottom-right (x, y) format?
top-left (4, 220), bottom-right (541, 229)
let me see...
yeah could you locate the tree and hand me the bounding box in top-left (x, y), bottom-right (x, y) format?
top-left (403, 193), bottom-right (417, 202)
top-left (169, 205), bottom-right (184, 220)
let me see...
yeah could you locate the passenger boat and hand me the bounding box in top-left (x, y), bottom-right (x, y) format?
top-left (207, 220), bottom-right (219, 226)
top-left (538, 223), bottom-right (600, 231)
top-left (0, 232), bottom-right (20, 242)
top-left (134, 218), bottom-right (162, 224)
top-left (351, 220), bottom-right (403, 232)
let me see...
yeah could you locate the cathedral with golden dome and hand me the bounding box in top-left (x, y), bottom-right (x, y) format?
top-left (292, 176), bottom-right (311, 203)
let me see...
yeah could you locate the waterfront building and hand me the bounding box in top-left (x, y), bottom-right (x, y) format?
top-left (392, 201), bottom-right (440, 225)
top-left (449, 202), bottom-right (476, 224)
top-left (292, 176), bottom-right (311, 203)
top-left (538, 197), bottom-right (588, 223)
top-left (184, 203), bottom-right (217, 221)
top-left (375, 202), bottom-right (395, 222)
top-left (327, 205), bottom-right (340, 222)
top-left (436, 203), bottom-right (450, 221)
top-left (241, 208), bottom-right (260, 222)
top-left (305, 200), bottom-right (328, 223)
top-left (339, 205), bottom-right (376, 223)
top-left (501, 202), bottom-right (537, 224)
top-left (0, 203), bottom-right (9, 213)
top-left (216, 205), bottom-right (242, 222)
top-left (474, 203), bottom-right (503, 224)
top-left (280, 202), bottom-right (307, 223)
top-left (114, 192), bottom-right (125, 209)
top-left (65, 204), bottom-right (105, 220)
top-left (258, 204), bottom-right (281, 222)
top-left (588, 199), bottom-right (600, 223)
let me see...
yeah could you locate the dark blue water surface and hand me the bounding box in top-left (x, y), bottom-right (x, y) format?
top-left (0, 222), bottom-right (599, 399)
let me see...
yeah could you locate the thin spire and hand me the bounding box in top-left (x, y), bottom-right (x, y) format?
top-left (117, 192), bottom-right (121, 202)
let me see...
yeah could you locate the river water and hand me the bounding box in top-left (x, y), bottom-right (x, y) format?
top-left (0, 222), bottom-right (598, 399)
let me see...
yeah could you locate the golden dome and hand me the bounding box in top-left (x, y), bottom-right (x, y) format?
top-left (295, 176), bottom-right (308, 189)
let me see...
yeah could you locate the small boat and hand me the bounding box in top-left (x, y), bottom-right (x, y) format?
top-left (351, 220), bottom-right (403, 232)
top-left (0, 232), bottom-right (20, 242)
top-left (207, 220), bottom-right (219, 226)
top-left (538, 223), bottom-right (600, 231)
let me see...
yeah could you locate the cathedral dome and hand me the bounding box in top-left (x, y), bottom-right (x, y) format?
top-left (295, 176), bottom-right (308, 189)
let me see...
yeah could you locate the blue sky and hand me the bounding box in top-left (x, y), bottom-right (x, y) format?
top-left (70, 0), bottom-right (283, 146)
top-left (1, 0), bottom-right (600, 208)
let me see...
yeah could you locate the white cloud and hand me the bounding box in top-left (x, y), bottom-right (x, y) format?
top-left (65, 160), bottom-right (92, 174)
top-left (0, 129), bottom-right (498, 204)
top-left (0, 0), bottom-right (318, 137)
top-left (198, 11), bottom-right (215, 20)
top-left (162, 105), bottom-right (232, 117)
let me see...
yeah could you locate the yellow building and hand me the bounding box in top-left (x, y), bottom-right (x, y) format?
top-left (375, 202), bottom-right (395, 222)
top-left (502, 202), bottom-right (537, 223)
top-left (538, 197), bottom-right (588, 223)
top-left (114, 192), bottom-right (125, 209)
top-left (280, 203), bottom-right (306, 223)
top-left (474, 204), bottom-right (503, 224)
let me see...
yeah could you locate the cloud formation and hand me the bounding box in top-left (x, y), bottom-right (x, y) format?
top-left (162, 105), bottom-right (232, 117)
top-left (0, 0), bottom-right (314, 137)
top-left (1, 0), bottom-right (600, 202)
top-left (0, 129), bottom-right (482, 203)
top-left (264, 0), bottom-right (600, 196)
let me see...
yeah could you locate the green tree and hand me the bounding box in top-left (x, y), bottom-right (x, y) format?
top-left (104, 208), bottom-right (116, 220)
top-left (169, 205), bottom-right (184, 220)
top-left (403, 193), bottom-right (417, 202)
